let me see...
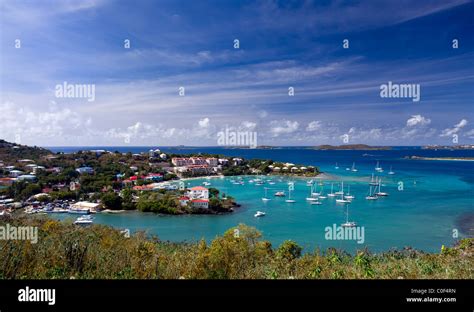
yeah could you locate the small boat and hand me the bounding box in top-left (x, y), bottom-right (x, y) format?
top-left (388, 166), bottom-right (395, 175)
top-left (202, 182), bottom-right (211, 186)
top-left (306, 179), bottom-right (314, 185)
top-left (274, 191), bottom-right (286, 197)
top-left (254, 211), bottom-right (266, 217)
top-left (351, 162), bottom-right (358, 172)
top-left (375, 161), bottom-right (383, 172)
top-left (306, 184), bottom-right (318, 201)
top-left (375, 178), bottom-right (389, 196)
top-left (341, 205), bottom-right (357, 227)
top-left (365, 185), bottom-right (378, 200)
top-left (74, 215), bottom-right (93, 225)
top-left (262, 188), bottom-right (271, 201)
top-left (335, 162), bottom-right (339, 169)
top-left (327, 183), bottom-right (336, 197)
top-left (335, 183), bottom-right (344, 195)
top-left (268, 182), bottom-right (275, 185)
top-left (249, 179), bottom-right (254, 183)
top-left (336, 182), bottom-right (351, 203)
top-left (311, 201), bottom-right (322, 205)
top-left (344, 185), bottom-right (355, 200)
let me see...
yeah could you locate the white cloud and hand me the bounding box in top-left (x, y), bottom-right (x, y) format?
top-left (269, 120), bottom-right (299, 136)
top-left (198, 117), bottom-right (210, 128)
top-left (306, 121), bottom-right (322, 131)
top-left (406, 115), bottom-right (431, 127)
top-left (440, 119), bottom-right (468, 137)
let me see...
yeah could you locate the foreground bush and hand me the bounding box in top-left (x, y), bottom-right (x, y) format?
top-left (0, 215), bottom-right (472, 279)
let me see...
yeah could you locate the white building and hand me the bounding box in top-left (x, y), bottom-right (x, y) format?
top-left (187, 186), bottom-right (209, 199)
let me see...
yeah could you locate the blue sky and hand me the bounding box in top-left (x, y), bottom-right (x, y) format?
top-left (0, 0), bottom-right (473, 146)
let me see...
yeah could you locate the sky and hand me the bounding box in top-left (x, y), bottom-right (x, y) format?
top-left (0, 0), bottom-right (473, 147)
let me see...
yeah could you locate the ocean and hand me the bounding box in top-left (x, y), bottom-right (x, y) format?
top-left (47, 146), bottom-right (474, 253)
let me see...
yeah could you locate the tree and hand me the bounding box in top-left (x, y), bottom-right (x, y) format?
top-left (101, 192), bottom-right (122, 210)
top-left (276, 240), bottom-right (302, 261)
top-left (208, 187), bottom-right (219, 198)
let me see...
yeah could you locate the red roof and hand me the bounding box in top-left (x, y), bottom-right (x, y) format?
top-left (179, 196), bottom-right (190, 201)
top-left (130, 176), bottom-right (138, 181)
top-left (192, 199), bottom-right (209, 203)
top-left (190, 186), bottom-right (208, 191)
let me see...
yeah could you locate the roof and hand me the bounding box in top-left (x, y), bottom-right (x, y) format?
top-left (190, 186), bottom-right (208, 191)
top-left (179, 196), bottom-right (190, 200)
top-left (192, 199), bottom-right (209, 203)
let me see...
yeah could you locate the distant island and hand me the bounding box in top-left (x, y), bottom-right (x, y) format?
top-left (405, 156), bottom-right (474, 161)
top-left (314, 144), bottom-right (392, 150)
top-left (422, 145), bottom-right (474, 150)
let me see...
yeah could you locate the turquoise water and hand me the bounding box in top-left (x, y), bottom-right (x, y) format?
top-left (50, 147), bottom-right (474, 253)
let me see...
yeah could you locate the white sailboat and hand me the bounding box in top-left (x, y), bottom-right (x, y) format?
top-left (318, 184), bottom-right (327, 199)
top-left (388, 166), bottom-right (395, 175)
top-left (327, 183), bottom-right (336, 197)
top-left (306, 184), bottom-right (318, 201)
top-left (341, 204), bottom-right (357, 227)
top-left (335, 182), bottom-right (344, 195)
top-left (254, 211), bottom-right (266, 217)
top-left (335, 162), bottom-right (339, 169)
top-left (365, 185), bottom-right (378, 200)
top-left (351, 162), bottom-right (358, 172)
top-left (336, 182), bottom-right (351, 203)
top-left (375, 178), bottom-right (389, 196)
top-left (375, 161), bottom-right (383, 172)
top-left (262, 187), bottom-right (271, 201)
top-left (344, 184), bottom-right (355, 200)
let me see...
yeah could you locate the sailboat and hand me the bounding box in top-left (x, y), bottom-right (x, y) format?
top-left (335, 162), bottom-right (339, 169)
top-left (365, 185), bottom-right (378, 200)
top-left (285, 183), bottom-right (296, 203)
top-left (344, 184), bottom-right (355, 200)
top-left (318, 184), bottom-right (327, 199)
top-left (327, 183), bottom-right (336, 197)
top-left (262, 187), bottom-right (271, 201)
top-left (306, 184), bottom-right (318, 201)
top-left (375, 161), bottom-right (383, 172)
top-left (336, 182), bottom-right (351, 203)
top-left (335, 182), bottom-right (344, 195)
top-left (375, 178), bottom-right (389, 196)
top-left (351, 162), bottom-right (358, 172)
top-left (341, 204), bottom-right (357, 227)
top-left (388, 166), bottom-right (395, 175)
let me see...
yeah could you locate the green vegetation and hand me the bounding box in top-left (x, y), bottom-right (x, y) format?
top-left (1, 216), bottom-right (472, 279)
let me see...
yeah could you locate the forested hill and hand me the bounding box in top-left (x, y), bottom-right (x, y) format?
top-left (0, 140), bottom-right (53, 162)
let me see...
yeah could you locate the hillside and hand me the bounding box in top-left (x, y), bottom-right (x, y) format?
top-left (0, 139), bottom-right (53, 163)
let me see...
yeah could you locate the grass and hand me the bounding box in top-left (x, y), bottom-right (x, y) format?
top-left (0, 215), bottom-right (472, 279)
